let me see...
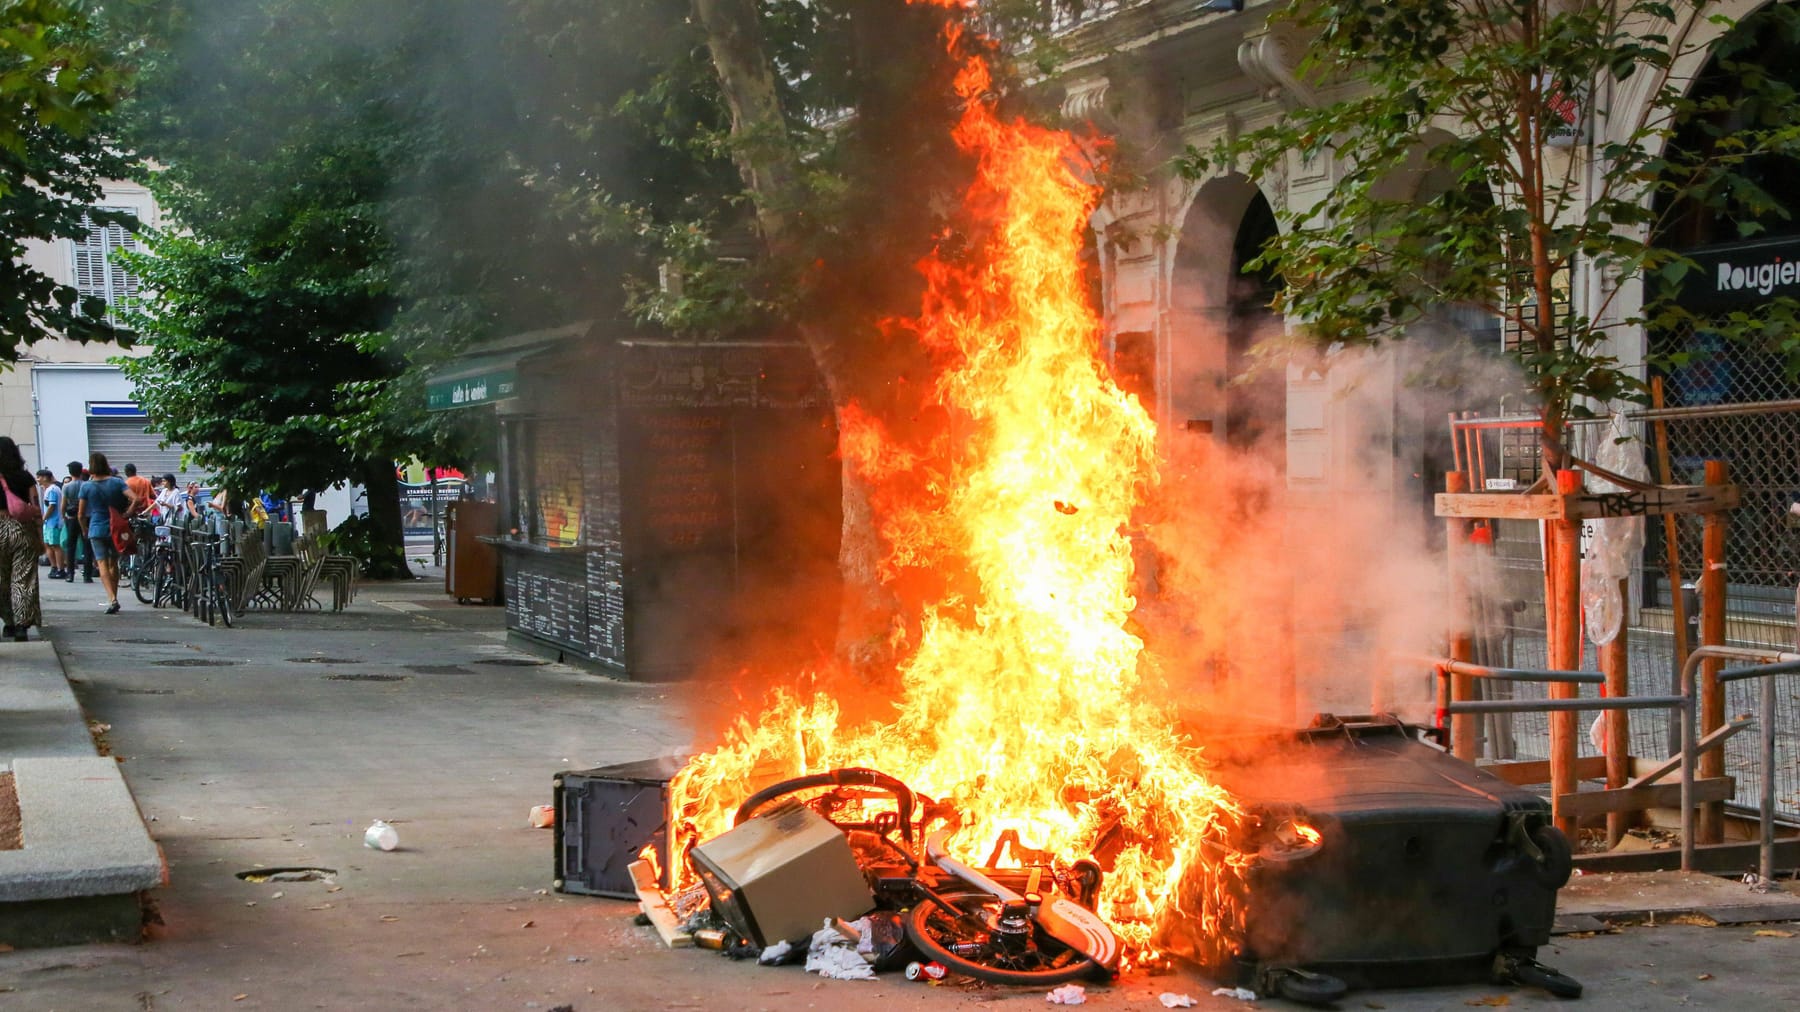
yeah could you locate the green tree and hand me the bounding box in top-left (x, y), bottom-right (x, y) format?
top-left (0, 0), bottom-right (135, 357)
top-left (1195, 0), bottom-right (1800, 471)
top-left (116, 0), bottom-right (644, 574)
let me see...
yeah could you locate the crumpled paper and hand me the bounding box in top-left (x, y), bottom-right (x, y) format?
top-left (1211, 987), bottom-right (1258, 1001)
top-left (1047, 983), bottom-right (1087, 1004)
top-left (804, 918), bottom-right (876, 980)
top-left (1159, 994), bottom-right (1198, 1008)
top-left (757, 940), bottom-right (792, 965)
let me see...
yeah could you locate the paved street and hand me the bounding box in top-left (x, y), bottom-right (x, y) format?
top-left (2, 574), bottom-right (1798, 1010)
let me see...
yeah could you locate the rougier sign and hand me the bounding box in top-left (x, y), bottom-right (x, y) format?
top-left (1678, 236), bottom-right (1800, 311)
top-left (1716, 254), bottom-right (1799, 296)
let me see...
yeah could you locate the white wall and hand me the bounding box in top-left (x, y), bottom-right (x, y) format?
top-left (30, 365), bottom-right (138, 475)
top-left (4, 179), bottom-right (162, 470)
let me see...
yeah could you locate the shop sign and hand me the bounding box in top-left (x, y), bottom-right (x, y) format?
top-left (427, 367), bottom-right (517, 410)
top-left (1676, 235), bottom-right (1800, 313)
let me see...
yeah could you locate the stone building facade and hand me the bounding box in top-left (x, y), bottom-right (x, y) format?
top-left (1054, 0), bottom-right (1781, 523)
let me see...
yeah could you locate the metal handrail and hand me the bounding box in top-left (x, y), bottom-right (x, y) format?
top-left (1688, 646), bottom-right (1800, 889)
top-left (1419, 656), bottom-right (1698, 872)
top-left (1417, 647), bottom-right (1800, 878)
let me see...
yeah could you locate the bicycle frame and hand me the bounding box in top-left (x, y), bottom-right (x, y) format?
top-left (922, 830), bottom-right (1120, 971)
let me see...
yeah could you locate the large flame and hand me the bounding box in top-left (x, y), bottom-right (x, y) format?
top-left (667, 3), bottom-right (1256, 959)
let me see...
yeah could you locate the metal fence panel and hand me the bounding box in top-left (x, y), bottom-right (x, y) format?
top-left (1472, 400), bottom-right (1800, 820)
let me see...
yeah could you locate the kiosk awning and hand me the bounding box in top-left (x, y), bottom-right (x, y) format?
top-left (424, 322), bottom-right (595, 411)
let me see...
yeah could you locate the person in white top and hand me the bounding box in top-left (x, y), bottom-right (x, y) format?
top-left (153, 474), bottom-right (183, 521)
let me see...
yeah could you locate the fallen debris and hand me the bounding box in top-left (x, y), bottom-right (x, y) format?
top-left (364, 820), bottom-right (398, 851)
top-left (629, 860), bottom-right (692, 948)
top-left (757, 940), bottom-right (793, 965)
top-left (804, 919), bottom-right (875, 981)
top-left (1210, 987), bottom-right (1256, 1002)
top-left (1046, 983), bottom-right (1086, 1004)
top-left (1158, 994), bottom-right (1197, 1008)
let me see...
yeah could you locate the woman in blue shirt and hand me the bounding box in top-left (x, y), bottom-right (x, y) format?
top-left (76, 452), bottom-right (137, 614)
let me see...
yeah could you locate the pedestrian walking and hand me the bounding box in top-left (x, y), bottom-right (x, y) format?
top-left (37, 469), bottom-right (66, 579)
top-left (62, 461), bottom-right (93, 583)
top-left (0, 439), bottom-right (43, 641)
top-left (76, 452), bottom-right (137, 614)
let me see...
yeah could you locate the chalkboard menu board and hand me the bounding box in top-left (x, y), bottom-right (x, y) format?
top-left (502, 550), bottom-right (589, 654)
top-left (619, 410), bottom-right (734, 554)
top-left (585, 406), bottom-right (626, 671)
top-left (498, 338), bottom-right (834, 679)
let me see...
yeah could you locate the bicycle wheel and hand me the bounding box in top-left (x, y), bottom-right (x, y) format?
top-left (133, 552), bottom-right (160, 605)
top-left (214, 573), bottom-right (233, 628)
top-left (904, 890), bottom-right (1100, 987)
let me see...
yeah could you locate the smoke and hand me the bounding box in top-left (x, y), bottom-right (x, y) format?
top-left (1137, 312), bottom-right (1536, 730)
top-left (136, 0), bottom-right (696, 340)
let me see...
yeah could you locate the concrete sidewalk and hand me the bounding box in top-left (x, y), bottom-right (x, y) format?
top-left (0, 569), bottom-right (1797, 1009)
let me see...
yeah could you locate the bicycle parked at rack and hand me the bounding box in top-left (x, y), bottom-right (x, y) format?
top-left (187, 530), bottom-right (233, 628)
top-left (133, 520), bottom-right (185, 609)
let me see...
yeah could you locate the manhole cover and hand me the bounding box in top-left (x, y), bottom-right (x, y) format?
top-left (111, 638), bottom-right (179, 645)
top-left (324, 673), bottom-right (409, 682)
top-left (405, 664), bottom-right (473, 675)
top-left (152, 659), bottom-right (240, 667)
top-left (287, 657), bottom-right (364, 664)
top-left (473, 658), bottom-right (548, 667)
top-left (116, 688), bottom-right (176, 695)
top-left (236, 866), bottom-right (337, 883)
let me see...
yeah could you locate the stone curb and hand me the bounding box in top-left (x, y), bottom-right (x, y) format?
top-left (0, 756), bottom-right (166, 902)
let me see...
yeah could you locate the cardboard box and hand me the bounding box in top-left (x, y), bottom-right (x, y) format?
top-left (689, 803), bottom-right (874, 947)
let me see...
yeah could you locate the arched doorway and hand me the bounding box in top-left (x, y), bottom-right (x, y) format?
top-left (1226, 192), bottom-right (1286, 472)
top-left (1170, 175), bottom-right (1285, 476)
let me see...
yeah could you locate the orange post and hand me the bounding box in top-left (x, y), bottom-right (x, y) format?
top-left (1550, 468), bottom-right (1583, 838)
top-left (1444, 472), bottom-right (1477, 760)
top-left (1602, 575), bottom-right (1631, 847)
top-left (1699, 459), bottom-right (1729, 843)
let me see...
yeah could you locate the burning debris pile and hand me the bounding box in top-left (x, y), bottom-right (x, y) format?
top-left (588, 1), bottom-right (1578, 1005)
top-left (657, 3), bottom-right (1265, 978)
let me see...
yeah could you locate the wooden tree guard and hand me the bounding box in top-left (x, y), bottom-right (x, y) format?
top-left (1699, 460), bottom-right (1730, 844)
top-left (1444, 473), bottom-right (1478, 762)
top-left (1601, 576), bottom-right (1631, 848)
top-left (1434, 481), bottom-right (1739, 520)
top-left (1548, 470), bottom-right (1582, 838)
top-left (1436, 465), bottom-right (1743, 840)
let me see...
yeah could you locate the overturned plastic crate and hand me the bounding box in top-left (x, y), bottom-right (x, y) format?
top-left (553, 755), bottom-right (689, 898)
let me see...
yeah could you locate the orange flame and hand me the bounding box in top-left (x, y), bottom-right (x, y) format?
top-left (667, 1), bottom-right (1264, 960)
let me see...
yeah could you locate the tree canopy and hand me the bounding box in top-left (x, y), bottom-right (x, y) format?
top-left (0, 0), bottom-right (136, 357)
top-left (115, 0), bottom-right (738, 569)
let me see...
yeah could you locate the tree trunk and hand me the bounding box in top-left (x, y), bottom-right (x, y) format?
top-left (692, 0), bottom-right (909, 678)
top-left (359, 460), bottom-right (413, 580)
top-left (691, 0), bottom-right (800, 255)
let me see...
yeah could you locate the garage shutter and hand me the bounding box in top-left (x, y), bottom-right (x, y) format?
top-left (84, 415), bottom-right (206, 485)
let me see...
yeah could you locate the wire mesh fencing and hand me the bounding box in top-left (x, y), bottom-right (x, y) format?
top-left (1466, 399), bottom-right (1800, 820)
